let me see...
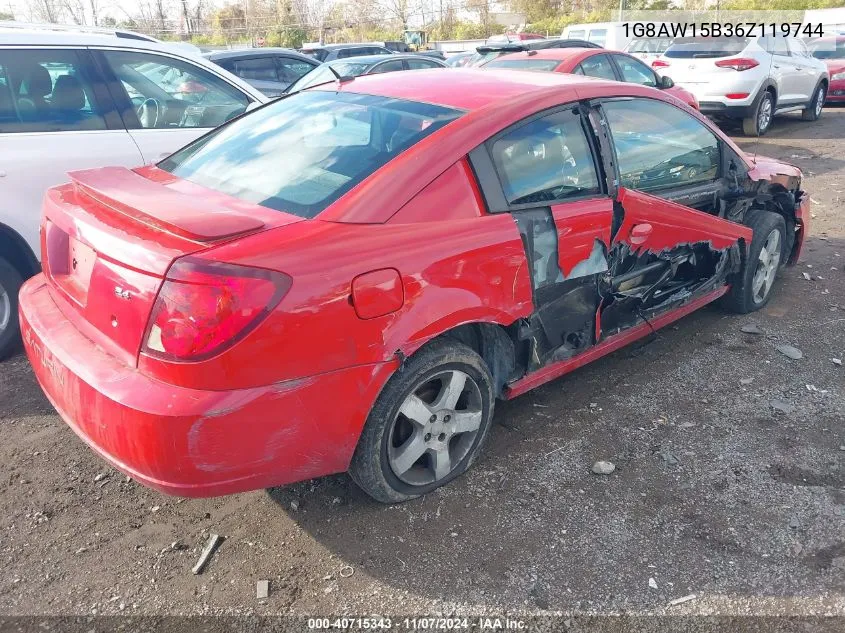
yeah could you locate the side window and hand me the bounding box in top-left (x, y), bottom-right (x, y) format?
top-left (763, 36), bottom-right (790, 56)
top-left (578, 55), bottom-right (617, 80)
top-left (0, 49), bottom-right (106, 133)
top-left (367, 47), bottom-right (390, 56)
top-left (230, 57), bottom-right (278, 82)
top-left (276, 58), bottom-right (315, 85)
top-left (787, 38), bottom-right (809, 57)
top-left (370, 60), bottom-right (405, 74)
top-left (602, 98), bottom-right (720, 192)
top-left (614, 55), bottom-right (657, 87)
top-left (101, 51), bottom-right (250, 130)
top-left (406, 59), bottom-right (439, 70)
top-left (489, 109), bottom-right (600, 206)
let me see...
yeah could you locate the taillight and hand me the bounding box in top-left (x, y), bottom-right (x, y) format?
top-left (652, 59), bottom-right (670, 68)
top-left (142, 257), bottom-right (291, 361)
top-left (715, 58), bottom-right (759, 72)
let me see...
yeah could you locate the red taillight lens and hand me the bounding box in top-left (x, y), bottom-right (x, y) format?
top-left (652, 59), bottom-right (670, 68)
top-left (142, 258), bottom-right (291, 361)
top-left (715, 58), bottom-right (759, 72)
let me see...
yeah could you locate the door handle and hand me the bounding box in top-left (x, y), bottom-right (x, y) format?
top-left (630, 223), bottom-right (653, 245)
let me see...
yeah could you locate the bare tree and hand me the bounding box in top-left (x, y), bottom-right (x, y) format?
top-left (29, 0), bottom-right (63, 23)
top-left (291, 0), bottom-right (335, 40)
top-left (89, 0), bottom-right (99, 25)
top-left (61, 0), bottom-right (87, 24)
top-left (380, 0), bottom-right (410, 30)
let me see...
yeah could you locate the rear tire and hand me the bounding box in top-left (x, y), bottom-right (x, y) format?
top-left (723, 209), bottom-right (786, 314)
top-left (349, 340), bottom-right (495, 504)
top-left (742, 90), bottom-right (774, 136)
top-left (801, 84), bottom-right (826, 121)
top-left (0, 257), bottom-right (24, 361)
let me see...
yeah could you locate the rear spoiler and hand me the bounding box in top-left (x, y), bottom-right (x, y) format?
top-left (69, 166), bottom-right (265, 242)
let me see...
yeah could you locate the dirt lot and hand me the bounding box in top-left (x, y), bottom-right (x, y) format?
top-left (1, 109), bottom-right (844, 618)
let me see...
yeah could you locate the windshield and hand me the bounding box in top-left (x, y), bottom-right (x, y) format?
top-left (160, 91), bottom-right (462, 218)
top-left (485, 58), bottom-right (561, 71)
top-left (329, 61), bottom-right (374, 77)
top-left (809, 40), bottom-right (845, 59)
top-left (286, 65), bottom-right (335, 93)
top-left (665, 37), bottom-right (749, 58)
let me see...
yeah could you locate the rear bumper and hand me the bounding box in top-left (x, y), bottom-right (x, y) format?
top-left (19, 275), bottom-right (396, 497)
top-left (698, 101), bottom-right (756, 118)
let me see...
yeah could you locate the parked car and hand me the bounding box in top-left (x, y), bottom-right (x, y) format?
top-left (286, 54), bottom-right (447, 93)
top-left (204, 48), bottom-right (318, 97)
top-left (20, 68), bottom-right (809, 503)
top-left (299, 43), bottom-right (393, 62)
top-left (446, 51), bottom-right (475, 67)
top-left (653, 36), bottom-right (829, 135)
top-left (0, 27), bottom-right (267, 360)
top-left (808, 35), bottom-right (845, 102)
top-left (624, 37), bottom-right (674, 63)
top-left (483, 48), bottom-right (699, 109)
top-left (562, 21), bottom-right (638, 50)
top-left (471, 38), bottom-right (602, 67)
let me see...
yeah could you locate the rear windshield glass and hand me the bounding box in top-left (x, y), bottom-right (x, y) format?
top-left (665, 37), bottom-right (748, 58)
top-left (485, 58), bottom-right (561, 71)
top-left (301, 49), bottom-right (328, 62)
top-left (159, 91), bottom-right (462, 218)
top-left (627, 38), bottom-right (673, 53)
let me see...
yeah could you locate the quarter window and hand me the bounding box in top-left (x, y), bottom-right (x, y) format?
top-left (276, 58), bottom-right (315, 84)
top-left (613, 55), bottom-right (657, 87)
top-left (489, 109), bottom-right (600, 206)
top-left (102, 51), bottom-right (250, 129)
top-left (602, 98), bottom-right (720, 192)
top-left (577, 55), bottom-right (617, 80)
top-left (0, 49), bottom-right (106, 133)
top-left (406, 59), bottom-right (440, 70)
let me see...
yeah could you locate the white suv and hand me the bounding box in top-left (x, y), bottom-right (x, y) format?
top-left (653, 35), bottom-right (829, 136)
top-left (0, 27), bottom-right (267, 359)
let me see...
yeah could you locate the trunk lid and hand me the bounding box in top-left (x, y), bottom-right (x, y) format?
top-left (660, 37), bottom-right (751, 85)
top-left (41, 165), bottom-right (302, 364)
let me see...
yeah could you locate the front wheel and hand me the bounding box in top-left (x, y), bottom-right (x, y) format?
top-left (802, 84), bottom-right (826, 121)
top-left (349, 340), bottom-right (495, 503)
top-left (742, 91), bottom-right (774, 136)
top-left (723, 209), bottom-right (786, 314)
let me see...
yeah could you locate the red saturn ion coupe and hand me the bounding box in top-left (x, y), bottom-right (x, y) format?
top-left (482, 47), bottom-right (700, 110)
top-left (20, 69), bottom-right (809, 503)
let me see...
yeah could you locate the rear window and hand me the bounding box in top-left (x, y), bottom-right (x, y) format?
top-left (568, 30), bottom-right (586, 39)
top-left (810, 39), bottom-right (845, 59)
top-left (627, 38), bottom-right (673, 53)
top-left (301, 49), bottom-right (328, 62)
top-left (665, 37), bottom-right (749, 59)
top-left (485, 58), bottom-right (561, 71)
top-left (160, 91), bottom-right (462, 219)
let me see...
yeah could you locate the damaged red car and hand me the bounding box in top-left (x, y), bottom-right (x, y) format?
top-left (20, 69), bottom-right (809, 503)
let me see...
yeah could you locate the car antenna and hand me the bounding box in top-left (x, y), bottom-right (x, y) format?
top-left (326, 65), bottom-right (355, 83)
top-left (753, 38), bottom-right (777, 163)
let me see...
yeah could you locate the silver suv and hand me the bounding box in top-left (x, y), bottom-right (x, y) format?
top-left (653, 36), bottom-right (829, 135)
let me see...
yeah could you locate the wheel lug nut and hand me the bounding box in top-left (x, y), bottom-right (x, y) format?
top-left (444, 415), bottom-right (451, 422)
top-left (429, 415), bottom-right (436, 423)
top-left (425, 433), bottom-right (431, 441)
top-left (438, 433), bottom-right (446, 441)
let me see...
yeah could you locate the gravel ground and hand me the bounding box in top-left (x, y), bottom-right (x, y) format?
top-left (0, 108), bottom-right (843, 618)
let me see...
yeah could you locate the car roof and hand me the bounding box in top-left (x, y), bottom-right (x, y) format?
top-left (0, 27), bottom-right (197, 53)
top-left (320, 67), bottom-right (611, 111)
top-left (205, 48), bottom-right (314, 61)
top-left (489, 47), bottom-right (600, 64)
top-left (304, 43), bottom-right (388, 51)
top-left (328, 53), bottom-right (442, 65)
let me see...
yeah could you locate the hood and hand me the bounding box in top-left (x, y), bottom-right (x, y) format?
top-left (746, 154), bottom-right (802, 185)
top-left (825, 61), bottom-right (845, 75)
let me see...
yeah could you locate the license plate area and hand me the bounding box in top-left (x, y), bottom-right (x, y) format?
top-left (45, 221), bottom-right (96, 306)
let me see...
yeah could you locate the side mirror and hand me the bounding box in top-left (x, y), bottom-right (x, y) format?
top-left (659, 75), bottom-right (674, 89)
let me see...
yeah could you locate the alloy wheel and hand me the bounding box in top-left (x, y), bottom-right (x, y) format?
top-left (758, 95), bottom-right (772, 134)
top-left (0, 283), bottom-right (9, 333)
top-left (751, 229), bottom-right (781, 304)
top-left (815, 87), bottom-right (825, 116)
top-left (387, 370), bottom-right (483, 486)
